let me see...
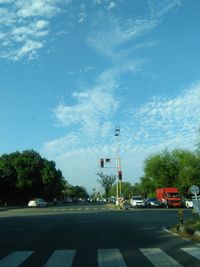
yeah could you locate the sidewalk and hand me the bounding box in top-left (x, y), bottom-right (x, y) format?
top-left (0, 207), bottom-right (7, 211)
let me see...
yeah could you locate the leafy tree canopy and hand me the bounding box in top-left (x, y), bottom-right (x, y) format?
top-left (97, 172), bottom-right (116, 200)
top-left (0, 150), bottom-right (66, 204)
top-left (141, 148), bottom-right (200, 196)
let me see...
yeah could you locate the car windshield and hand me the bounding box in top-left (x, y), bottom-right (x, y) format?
top-left (133, 197), bottom-right (142, 200)
top-left (167, 193), bottom-right (179, 198)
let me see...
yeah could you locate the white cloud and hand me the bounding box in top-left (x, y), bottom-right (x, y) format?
top-left (78, 4), bottom-right (87, 23)
top-left (14, 40), bottom-right (44, 60)
top-left (0, 0), bottom-right (13, 3)
top-left (92, 0), bottom-right (101, 4)
top-left (16, 0), bottom-right (62, 18)
top-left (42, 81), bottom-right (200, 191)
top-left (54, 87), bottom-right (118, 135)
top-left (42, 0), bottom-right (186, 191)
top-left (136, 82), bottom-right (200, 132)
top-left (121, 82), bottom-right (200, 152)
top-left (148, 0), bottom-right (183, 18)
top-left (54, 67), bottom-right (119, 137)
top-left (0, 0), bottom-right (70, 61)
top-left (106, 1), bottom-right (116, 10)
top-left (87, 14), bottom-right (158, 74)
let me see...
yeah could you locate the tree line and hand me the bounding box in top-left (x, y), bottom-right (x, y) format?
top-left (140, 148), bottom-right (200, 197)
top-left (99, 148), bottom-right (200, 199)
top-left (1, 146), bottom-right (200, 204)
top-left (0, 150), bottom-right (88, 205)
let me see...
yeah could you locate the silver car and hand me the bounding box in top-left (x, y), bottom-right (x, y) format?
top-left (28, 198), bottom-right (47, 207)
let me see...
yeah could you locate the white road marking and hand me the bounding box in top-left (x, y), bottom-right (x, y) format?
top-left (43, 250), bottom-right (76, 267)
top-left (98, 249), bottom-right (127, 267)
top-left (140, 248), bottom-right (183, 267)
top-left (181, 247), bottom-right (200, 260)
top-left (0, 251), bottom-right (33, 267)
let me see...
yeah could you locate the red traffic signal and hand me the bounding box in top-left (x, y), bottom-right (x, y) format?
top-left (118, 171), bottom-right (122, 180)
top-left (100, 159), bottom-right (104, 168)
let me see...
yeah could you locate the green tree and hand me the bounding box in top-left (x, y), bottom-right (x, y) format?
top-left (141, 148), bottom-right (200, 196)
top-left (97, 172), bottom-right (116, 201)
top-left (70, 186), bottom-right (89, 199)
top-left (139, 177), bottom-right (156, 198)
top-left (109, 182), bottom-right (136, 199)
top-left (130, 182), bottom-right (142, 197)
top-left (171, 149), bottom-right (200, 195)
top-left (0, 152), bottom-right (19, 203)
top-left (195, 127), bottom-right (200, 155)
top-left (0, 150), bottom-right (66, 204)
top-left (143, 149), bottom-right (179, 188)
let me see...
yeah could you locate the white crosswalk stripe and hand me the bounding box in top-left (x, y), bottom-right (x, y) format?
top-left (43, 250), bottom-right (76, 267)
top-left (0, 247), bottom-right (200, 266)
top-left (0, 251), bottom-right (33, 267)
top-left (181, 247), bottom-right (200, 260)
top-left (140, 248), bottom-right (183, 267)
top-left (98, 249), bottom-right (127, 267)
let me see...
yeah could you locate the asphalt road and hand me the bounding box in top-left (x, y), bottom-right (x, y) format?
top-left (0, 204), bottom-right (199, 267)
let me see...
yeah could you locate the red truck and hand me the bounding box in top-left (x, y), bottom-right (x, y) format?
top-left (156, 187), bottom-right (182, 208)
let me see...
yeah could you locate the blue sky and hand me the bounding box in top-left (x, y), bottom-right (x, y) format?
top-left (1, 0), bottom-right (200, 193)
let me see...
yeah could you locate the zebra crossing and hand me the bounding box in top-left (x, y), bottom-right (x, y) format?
top-left (42, 206), bottom-right (112, 212)
top-left (0, 247), bottom-right (200, 267)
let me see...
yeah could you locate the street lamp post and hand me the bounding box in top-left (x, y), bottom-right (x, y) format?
top-left (115, 127), bottom-right (120, 205)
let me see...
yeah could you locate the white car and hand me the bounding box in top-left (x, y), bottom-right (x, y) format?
top-left (185, 199), bottom-right (193, 208)
top-left (28, 198), bottom-right (47, 207)
top-left (130, 196), bottom-right (145, 208)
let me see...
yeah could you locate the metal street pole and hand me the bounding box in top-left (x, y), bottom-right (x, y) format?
top-left (119, 157), bottom-right (122, 196)
top-left (115, 127), bottom-right (120, 205)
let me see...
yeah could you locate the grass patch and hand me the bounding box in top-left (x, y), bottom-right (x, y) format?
top-left (184, 217), bottom-right (200, 231)
top-left (170, 216), bottom-right (200, 242)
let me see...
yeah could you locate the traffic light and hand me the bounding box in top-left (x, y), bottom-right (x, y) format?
top-left (100, 158), bottom-right (104, 168)
top-left (118, 171), bottom-right (122, 180)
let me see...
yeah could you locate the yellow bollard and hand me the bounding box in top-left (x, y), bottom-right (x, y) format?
top-left (178, 208), bottom-right (183, 225)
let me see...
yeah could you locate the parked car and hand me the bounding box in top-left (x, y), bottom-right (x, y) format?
top-left (144, 198), bottom-right (161, 208)
top-left (185, 199), bottom-right (193, 208)
top-left (130, 196), bottom-right (145, 208)
top-left (28, 198), bottom-right (47, 207)
top-left (63, 197), bottom-right (73, 204)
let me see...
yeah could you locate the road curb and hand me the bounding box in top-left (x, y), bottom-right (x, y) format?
top-left (0, 208), bottom-right (7, 211)
top-left (163, 226), bottom-right (200, 245)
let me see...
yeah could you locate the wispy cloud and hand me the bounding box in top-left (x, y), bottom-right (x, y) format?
top-left (88, 0), bottom-right (182, 69)
top-left (78, 3), bottom-right (87, 23)
top-left (106, 1), bottom-right (116, 10)
top-left (65, 66), bottom-right (94, 76)
top-left (88, 16), bottom-right (157, 60)
top-left (43, 82), bottom-right (200, 188)
top-left (124, 82), bottom-right (200, 149)
top-left (148, 0), bottom-right (182, 19)
top-left (54, 69), bottom-right (118, 135)
top-left (41, 0), bottom-right (186, 189)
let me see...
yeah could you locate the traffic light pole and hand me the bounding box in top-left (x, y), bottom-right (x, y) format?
top-left (119, 157), bottom-right (122, 196)
top-left (115, 127), bottom-right (120, 205)
top-left (99, 127), bottom-right (122, 206)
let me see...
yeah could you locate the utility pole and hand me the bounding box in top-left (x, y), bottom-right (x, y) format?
top-left (115, 127), bottom-right (120, 205)
top-left (99, 127), bottom-right (122, 206)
